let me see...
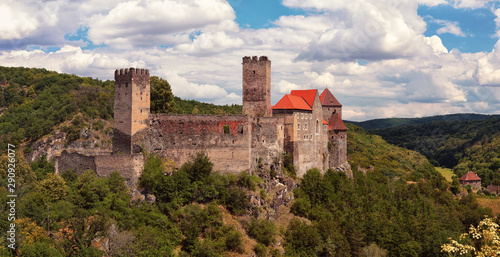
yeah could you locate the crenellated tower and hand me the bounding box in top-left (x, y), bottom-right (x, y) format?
top-left (242, 56), bottom-right (272, 117)
top-left (113, 68), bottom-right (150, 154)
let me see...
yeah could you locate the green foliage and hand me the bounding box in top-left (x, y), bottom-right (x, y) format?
top-left (364, 117), bottom-right (500, 171)
top-left (248, 219), bottom-right (277, 246)
top-left (20, 241), bottom-right (63, 257)
top-left (173, 96), bottom-right (242, 115)
top-left (150, 76), bottom-right (175, 114)
top-left (350, 113), bottom-right (500, 130)
top-left (254, 243), bottom-right (268, 257)
top-left (346, 123), bottom-right (444, 185)
top-left (282, 152), bottom-right (296, 178)
top-left (286, 167), bottom-right (493, 256)
top-left (30, 154), bottom-right (54, 180)
top-left (0, 67), bottom-right (113, 152)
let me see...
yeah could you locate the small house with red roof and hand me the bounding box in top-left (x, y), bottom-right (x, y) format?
top-left (459, 171), bottom-right (482, 190)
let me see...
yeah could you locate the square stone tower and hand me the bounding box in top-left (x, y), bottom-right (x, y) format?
top-left (242, 56), bottom-right (271, 117)
top-left (113, 68), bottom-right (150, 154)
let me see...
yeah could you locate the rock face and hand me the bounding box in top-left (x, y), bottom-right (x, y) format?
top-left (249, 169), bottom-right (298, 220)
top-left (27, 129), bottom-right (112, 163)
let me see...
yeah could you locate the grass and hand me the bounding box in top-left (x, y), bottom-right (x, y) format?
top-left (476, 198), bottom-right (500, 217)
top-left (436, 167), bottom-right (454, 182)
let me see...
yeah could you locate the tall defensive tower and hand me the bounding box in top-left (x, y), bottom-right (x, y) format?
top-left (242, 56), bottom-right (271, 117)
top-left (113, 68), bottom-right (150, 154)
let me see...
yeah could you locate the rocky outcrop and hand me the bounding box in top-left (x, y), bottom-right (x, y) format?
top-left (27, 129), bottom-right (112, 163)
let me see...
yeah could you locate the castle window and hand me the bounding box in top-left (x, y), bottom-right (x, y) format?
top-left (253, 70), bottom-right (256, 74)
top-left (310, 134), bottom-right (313, 140)
top-left (304, 123), bottom-right (308, 130)
top-left (223, 125), bottom-right (230, 134)
top-left (298, 124), bottom-right (301, 130)
top-left (316, 120), bottom-right (319, 134)
top-left (304, 135), bottom-right (308, 139)
top-left (301, 113), bottom-right (304, 119)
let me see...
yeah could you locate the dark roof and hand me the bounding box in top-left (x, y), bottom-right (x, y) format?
top-left (272, 94), bottom-right (312, 111)
top-left (459, 171), bottom-right (481, 181)
top-left (328, 112), bottom-right (347, 131)
top-left (320, 88), bottom-right (342, 107)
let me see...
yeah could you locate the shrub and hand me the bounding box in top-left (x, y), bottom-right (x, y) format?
top-left (248, 219), bottom-right (277, 246)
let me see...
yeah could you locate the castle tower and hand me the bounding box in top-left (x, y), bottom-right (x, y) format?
top-left (113, 68), bottom-right (150, 154)
top-left (242, 56), bottom-right (271, 117)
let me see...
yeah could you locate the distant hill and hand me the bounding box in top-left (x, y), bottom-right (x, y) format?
top-left (349, 115), bottom-right (500, 186)
top-left (346, 113), bottom-right (500, 130)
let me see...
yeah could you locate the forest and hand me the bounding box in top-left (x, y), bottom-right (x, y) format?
top-left (0, 66), bottom-right (498, 256)
top-left (353, 116), bottom-right (500, 187)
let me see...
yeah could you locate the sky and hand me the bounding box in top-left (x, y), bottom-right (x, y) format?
top-left (1, 0), bottom-right (500, 121)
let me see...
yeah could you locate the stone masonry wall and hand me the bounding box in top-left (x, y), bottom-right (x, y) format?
top-left (55, 151), bottom-right (144, 188)
top-left (250, 117), bottom-right (285, 172)
top-left (133, 114), bottom-right (253, 173)
top-left (95, 154), bottom-right (144, 188)
top-left (55, 150), bottom-right (96, 176)
top-left (329, 130), bottom-right (347, 168)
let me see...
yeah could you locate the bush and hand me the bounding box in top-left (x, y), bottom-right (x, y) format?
top-left (254, 243), bottom-right (267, 257)
top-left (248, 219), bottom-right (277, 246)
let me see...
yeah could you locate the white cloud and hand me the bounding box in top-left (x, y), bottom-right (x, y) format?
top-left (452, 0), bottom-right (494, 9)
top-left (0, 0), bottom-right (500, 121)
top-left (435, 20), bottom-right (466, 37)
top-left (161, 71), bottom-right (241, 105)
top-left (87, 0), bottom-right (236, 48)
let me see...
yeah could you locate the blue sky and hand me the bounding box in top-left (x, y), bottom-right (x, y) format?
top-left (0, 0), bottom-right (500, 121)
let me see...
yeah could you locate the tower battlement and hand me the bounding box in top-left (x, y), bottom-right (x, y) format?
top-left (115, 68), bottom-right (150, 85)
top-left (242, 56), bottom-right (269, 63)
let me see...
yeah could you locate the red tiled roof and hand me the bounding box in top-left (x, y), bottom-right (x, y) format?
top-left (320, 88), bottom-right (342, 107)
top-left (290, 89), bottom-right (318, 108)
top-left (272, 94), bottom-right (312, 111)
top-left (328, 112), bottom-right (347, 131)
top-left (459, 171), bottom-right (481, 182)
top-left (323, 119), bottom-right (328, 125)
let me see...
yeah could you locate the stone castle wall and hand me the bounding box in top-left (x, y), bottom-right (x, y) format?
top-left (133, 114), bottom-right (254, 173)
top-left (249, 117), bottom-right (285, 172)
top-left (329, 130), bottom-right (347, 168)
top-left (55, 151), bottom-right (144, 188)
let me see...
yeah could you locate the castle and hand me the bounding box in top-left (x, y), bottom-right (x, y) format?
top-left (55, 56), bottom-right (350, 186)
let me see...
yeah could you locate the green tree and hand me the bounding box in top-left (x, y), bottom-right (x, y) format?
top-left (150, 76), bottom-right (175, 114)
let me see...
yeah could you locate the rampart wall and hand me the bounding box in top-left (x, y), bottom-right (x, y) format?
top-left (133, 114), bottom-right (253, 173)
top-left (55, 151), bottom-right (144, 188)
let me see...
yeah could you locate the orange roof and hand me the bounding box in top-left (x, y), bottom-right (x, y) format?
top-left (290, 90), bottom-right (318, 107)
top-left (320, 88), bottom-right (342, 107)
top-left (272, 94), bottom-right (312, 111)
top-left (323, 119), bottom-right (328, 125)
top-left (459, 171), bottom-right (481, 182)
top-left (328, 112), bottom-right (347, 131)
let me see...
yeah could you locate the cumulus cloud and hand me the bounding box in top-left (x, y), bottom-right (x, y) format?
top-left (287, 0), bottom-right (435, 62)
top-left (435, 20), bottom-right (466, 37)
top-left (452, 0), bottom-right (494, 9)
top-left (0, 0), bottom-right (500, 121)
top-left (87, 0), bottom-right (236, 48)
top-left (161, 71), bottom-right (241, 105)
